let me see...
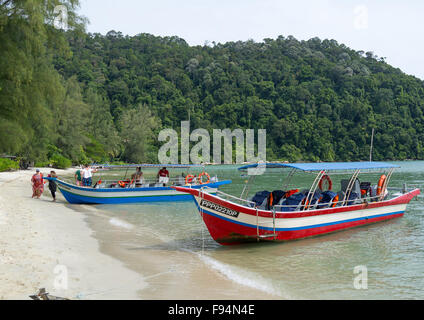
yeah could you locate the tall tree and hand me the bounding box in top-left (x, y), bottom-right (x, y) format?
top-left (118, 104), bottom-right (161, 163)
top-left (85, 87), bottom-right (120, 159)
top-left (0, 0), bottom-right (84, 160)
top-left (55, 76), bottom-right (90, 162)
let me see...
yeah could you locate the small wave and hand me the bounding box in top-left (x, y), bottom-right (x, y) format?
top-left (185, 249), bottom-right (293, 299)
top-left (109, 218), bottom-right (134, 230)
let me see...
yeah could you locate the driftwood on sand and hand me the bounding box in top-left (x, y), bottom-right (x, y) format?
top-left (29, 288), bottom-right (70, 300)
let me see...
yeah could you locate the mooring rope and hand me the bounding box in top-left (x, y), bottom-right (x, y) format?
top-left (200, 187), bottom-right (205, 256)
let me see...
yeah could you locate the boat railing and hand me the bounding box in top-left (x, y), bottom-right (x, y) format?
top-left (392, 183), bottom-right (422, 192)
top-left (57, 177), bottom-right (75, 185)
top-left (215, 190), bottom-right (256, 207)
top-left (213, 189), bottom-right (404, 213)
top-left (272, 194), bottom-right (385, 212)
top-left (392, 183), bottom-right (424, 198)
top-left (85, 176), bottom-right (219, 188)
top-left (97, 177), bottom-right (182, 185)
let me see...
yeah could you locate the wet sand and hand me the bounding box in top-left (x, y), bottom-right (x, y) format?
top-left (85, 209), bottom-right (279, 300)
top-left (0, 169), bottom-right (280, 300)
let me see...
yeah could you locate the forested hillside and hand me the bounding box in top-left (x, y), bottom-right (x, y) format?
top-left (2, 0), bottom-right (424, 168)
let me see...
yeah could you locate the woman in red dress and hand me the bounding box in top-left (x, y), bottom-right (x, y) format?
top-left (31, 169), bottom-right (44, 199)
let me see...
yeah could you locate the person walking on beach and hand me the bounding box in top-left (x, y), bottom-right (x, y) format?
top-left (31, 169), bottom-right (44, 199)
top-left (75, 168), bottom-right (82, 186)
top-left (82, 164), bottom-right (97, 187)
top-left (48, 171), bottom-right (58, 202)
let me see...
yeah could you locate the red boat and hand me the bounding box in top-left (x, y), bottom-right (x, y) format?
top-left (174, 162), bottom-right (420, 245)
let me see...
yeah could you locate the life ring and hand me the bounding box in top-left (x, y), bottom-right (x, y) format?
top-left (377, 175), bottom-right (387, 196)
top-left (318, 174), bottom-right (332, 191)
top-left (185, 174), bottom-right (195, 185)
top-left (198, 172), bottom-right (210, 185)
top-left (118, 181), bottom-right (126, 188)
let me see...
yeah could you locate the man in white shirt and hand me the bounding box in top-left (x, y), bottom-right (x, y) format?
top-left (82, 165), bottom-right (97, 187)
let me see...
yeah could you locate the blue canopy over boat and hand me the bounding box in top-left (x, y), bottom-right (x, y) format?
top-left (238, 161), bottom-right (400, 172)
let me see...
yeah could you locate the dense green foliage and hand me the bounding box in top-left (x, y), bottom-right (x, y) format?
top-left (2, 0), bottom-right (424, 165)
top-left (0, 0), bottom-right (85, 167)
top-left (57, 31), bottom-right (424, 162)
top-left (0, 158), bottom-right (19, 172)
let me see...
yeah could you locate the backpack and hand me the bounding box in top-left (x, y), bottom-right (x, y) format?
top-left (250, 191), bottom-right (270, 208)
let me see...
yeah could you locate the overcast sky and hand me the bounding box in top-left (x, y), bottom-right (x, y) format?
top-left (78, 0), bottom-right (424, 80)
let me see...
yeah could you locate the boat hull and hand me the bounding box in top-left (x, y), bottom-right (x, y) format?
top-left (174, 187), bottom-right (420, 245)
top-left (52, 179), bottom-right (232, 204)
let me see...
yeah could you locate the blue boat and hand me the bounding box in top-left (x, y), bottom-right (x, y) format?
top-left (45, 164), bottom-right (232, 204)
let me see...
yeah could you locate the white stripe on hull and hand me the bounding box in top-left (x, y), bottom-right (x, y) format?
top-left (194, 196), bottom-right (406, 230)
top-left (58, 183), bottom-right (217, 198)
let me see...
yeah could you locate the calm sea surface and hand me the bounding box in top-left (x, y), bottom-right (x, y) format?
top-left (88, 161), bottom-right (424, 299)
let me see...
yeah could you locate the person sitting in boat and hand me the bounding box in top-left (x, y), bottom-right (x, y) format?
top-left (131, 167), bottom-right (144, 187)
top-left (157, 167), bottom-right (169, 185)
top-left (177, 173), bottom-right (185, 186)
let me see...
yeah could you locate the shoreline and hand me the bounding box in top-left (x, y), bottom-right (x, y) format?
top-left (0, 168), bottom-right (146, 300)
top-left (84, 209), bottom-right (281, 300)
top-left (0, 168), bottom-right (281, 300)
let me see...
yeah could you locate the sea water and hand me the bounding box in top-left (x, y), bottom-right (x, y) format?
top-left (83, 161), bottom-right (424, 299)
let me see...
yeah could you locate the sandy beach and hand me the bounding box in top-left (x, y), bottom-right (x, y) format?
top-left (0, 169), bottom-right (280, 300)
top-left (0, 168), bottom-right (146, 300)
